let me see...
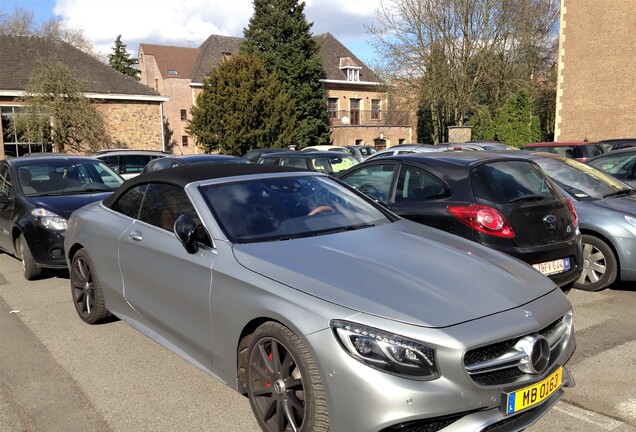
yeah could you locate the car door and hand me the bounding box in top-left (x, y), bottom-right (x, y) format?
top-left (389, 164), bottom-right (456, 231)
top-left (118, 182), bottom-right (217, 359)
top-left (0, 163), bottom-right (14, 251)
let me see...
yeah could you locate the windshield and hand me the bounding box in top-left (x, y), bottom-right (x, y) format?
top-left (201, 174), bottom-right (392, 243)
top-left (16, 160), bottom-right (123, 196)
top-left (535, 157), bottom-right (632, 200)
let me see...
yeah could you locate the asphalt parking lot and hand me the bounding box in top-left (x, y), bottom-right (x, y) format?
top-left (0, 252), bottom-right (635, 432)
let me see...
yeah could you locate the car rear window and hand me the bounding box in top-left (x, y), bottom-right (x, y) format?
top-left (471, 161), bottom-right (559, 204)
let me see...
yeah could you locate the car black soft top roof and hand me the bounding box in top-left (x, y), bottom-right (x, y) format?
top-left (103, 163), bottom-right (309, 207)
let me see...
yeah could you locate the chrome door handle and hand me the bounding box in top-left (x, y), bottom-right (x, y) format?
top-left (129, 231), bottom-right (143, 242)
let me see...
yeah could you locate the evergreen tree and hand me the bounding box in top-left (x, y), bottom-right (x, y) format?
top-left (186, 54), bottom-right (297, 155)
top-left (241, 0), bottom-right (330, 148)
top-left (108, 35), bottom-right (139, 80)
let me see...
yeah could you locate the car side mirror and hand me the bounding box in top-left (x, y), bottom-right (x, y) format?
top-left (174, 214), bottom-right (199, 254)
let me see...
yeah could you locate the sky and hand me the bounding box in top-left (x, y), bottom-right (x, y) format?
top-left (1, 0), bottom-right (383, 64)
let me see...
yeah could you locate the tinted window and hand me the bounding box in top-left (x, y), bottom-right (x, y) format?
top-left (12, 160), bottom-right (122, 196)
top-left (99, 155), bottom-right (120, 172)
top-left (202, 175), bottom-right (391, 243)
top-left (111, 184), bottom-right (146, 218)
top-left (0, 163), bottom-right (10, 195)
top-left (472, 161), bottom-right (558, 204)
top-left (138, 184), bottom-right (199, 232)
top-left (396, 165), bottom-right (449, 203)
top-left (537, 158), bottom-right (630, 200)
top-left (588, 153), bottom-right (636, 181)
top-left (122, 155), bottom-right (155, 175)
top-left (340, 164), bottom-right (396, 202)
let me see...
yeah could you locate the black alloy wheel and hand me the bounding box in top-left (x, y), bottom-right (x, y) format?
top-left (246, 322), bottom-right (328, 432)
top-left (70, 249), bottom-right (109, 324)
top-left (575, 234), bottom-right (617, 291)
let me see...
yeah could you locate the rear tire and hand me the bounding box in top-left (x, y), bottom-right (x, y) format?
top-left (70, 248), bottom-right (109, 324)
top-left (574, 235), bottom-right (617, 291)
top-left (17, 234), bottom-right (41, 280)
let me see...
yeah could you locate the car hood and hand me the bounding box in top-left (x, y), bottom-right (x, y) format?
top-left (590, 193), bottom-right (636, 216)
top-left (232, 220), bottom-right (556, 327)
top-left (27, 192), bottom-right (113, 219)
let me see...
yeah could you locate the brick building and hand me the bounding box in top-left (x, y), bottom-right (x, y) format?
top-left (0, 35), bottom-right (167, 159)
top-left (555, 0), bottom-right (636, 141)
top-left (139, 33), bottom-right (413, 154)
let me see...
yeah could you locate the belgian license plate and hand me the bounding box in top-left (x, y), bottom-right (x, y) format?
top-left (533, 258), bottom-right (570, 276)
top-left (504, 367), bottom-right (563, 415)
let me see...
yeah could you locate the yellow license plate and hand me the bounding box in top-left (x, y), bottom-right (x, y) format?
top-left (504, 367), bottom-right (562, 415)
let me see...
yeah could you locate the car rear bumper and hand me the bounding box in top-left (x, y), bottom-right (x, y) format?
top-left (488, 234), bottom-right (583, 289)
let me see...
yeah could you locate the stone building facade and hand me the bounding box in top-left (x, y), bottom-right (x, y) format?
top-left (555, 0), bottom-right (636, 141)
top-left (0, 36), bottom-right (166, 159)
top-left (140, 33), bottom-right (412, 154)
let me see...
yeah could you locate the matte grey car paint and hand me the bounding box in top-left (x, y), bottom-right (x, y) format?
top-left (65, 171), bottom-right (576, 431)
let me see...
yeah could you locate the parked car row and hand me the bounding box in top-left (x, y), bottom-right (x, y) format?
top-left (3, 139), bottom-right (633, 431)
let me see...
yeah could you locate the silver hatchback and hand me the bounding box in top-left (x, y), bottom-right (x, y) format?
top-left (65, 164), bottom-right (575, 432)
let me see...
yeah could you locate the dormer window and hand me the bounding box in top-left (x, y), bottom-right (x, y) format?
top-left (168, 69), bottom-right (178, 76)
top-left (339, 57), bottom-right (361, 82)
top-left (221, 52), bottom-right (233, 62)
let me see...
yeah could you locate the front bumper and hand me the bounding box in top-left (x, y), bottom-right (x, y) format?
top-left (22, 224), bottom-right (67, 269)
top-left (306, 289), bottom-right (576, 432)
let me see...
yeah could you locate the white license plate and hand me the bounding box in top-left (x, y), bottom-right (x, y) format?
top-left (533, 258), bottom-right (570, 276)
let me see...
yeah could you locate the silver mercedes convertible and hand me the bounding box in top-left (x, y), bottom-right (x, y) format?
top-left (64, 164), bottom-right (576, 432)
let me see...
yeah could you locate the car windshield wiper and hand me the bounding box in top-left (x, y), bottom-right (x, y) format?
top-left (311, 223), bottom-right (376, 236)
top-left (603, 189), bottom-right (633, 199)
top-left (508, 194), bottom-right (546, 203)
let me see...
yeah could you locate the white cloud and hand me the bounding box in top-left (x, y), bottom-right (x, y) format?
top-left (53, 0), bottom-right (381, 59)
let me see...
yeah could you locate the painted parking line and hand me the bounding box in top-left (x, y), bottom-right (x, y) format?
top-left (554, 402), bottom-right (625, 430)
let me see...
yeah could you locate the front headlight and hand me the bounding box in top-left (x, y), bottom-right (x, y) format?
top-left (31, 208), bottom-right (67, 231)
top-left (331, 320), bottom-right (439, 380)
top-left (625, 215), bottom-right (636, 229)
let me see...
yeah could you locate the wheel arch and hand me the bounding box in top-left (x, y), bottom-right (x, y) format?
top-left (579, 228), bottom-right (621, 273)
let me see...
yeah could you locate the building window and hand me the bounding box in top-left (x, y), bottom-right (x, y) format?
top-left (168, 69), bottom-right (178, 75)
top-left (1, 106), bottom-right (52, 157)
top-left (371, 99), bottom-right (381, 119)
top-left (328, 98), bottom-right (338, 119)
top-left (399, 139), bottom-right (406, 145)
top-left (355, 139), bottom-right (363, 145)
top-left (349, 99), bottom-right (361, 125)
top-left (180, 109), bottom-right (187, 121)
top-left (182, 136), bottom-right (189, 147)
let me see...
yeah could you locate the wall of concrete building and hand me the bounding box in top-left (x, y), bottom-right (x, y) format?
top-left (555, 0), bottom-right (636, 141)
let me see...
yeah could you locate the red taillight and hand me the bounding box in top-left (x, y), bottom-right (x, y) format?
top-left (448, 205), bottom-right (515, 238)
top-left (565, 198), bottom-right (578, 229)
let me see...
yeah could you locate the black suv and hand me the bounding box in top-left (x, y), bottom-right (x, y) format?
top-left (0, 154), bottom-right (123, 279)
top-left (338, 152), bottom-right (582, 290)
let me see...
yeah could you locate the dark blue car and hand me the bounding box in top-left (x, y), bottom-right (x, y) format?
top-left (0, 154), bottom-right (123, 279)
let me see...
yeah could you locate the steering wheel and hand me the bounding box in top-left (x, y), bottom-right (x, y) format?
top-left (307, 205), bottom-right (336, 216)
top-left (358, 184), bottom-right (387, 202)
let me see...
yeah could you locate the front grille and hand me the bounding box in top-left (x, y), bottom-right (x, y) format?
top-left (464, 315), bottom-right (569, 386)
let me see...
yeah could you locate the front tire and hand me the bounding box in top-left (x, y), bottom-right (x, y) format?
top-left (17, 234), bottom-right (41, 280)
top-left (70, 249), bottom-right (109, 324)
top-left (246, 322), bottom-right (328, 432)
top-left (575, 235), bottom-right (617, 291)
